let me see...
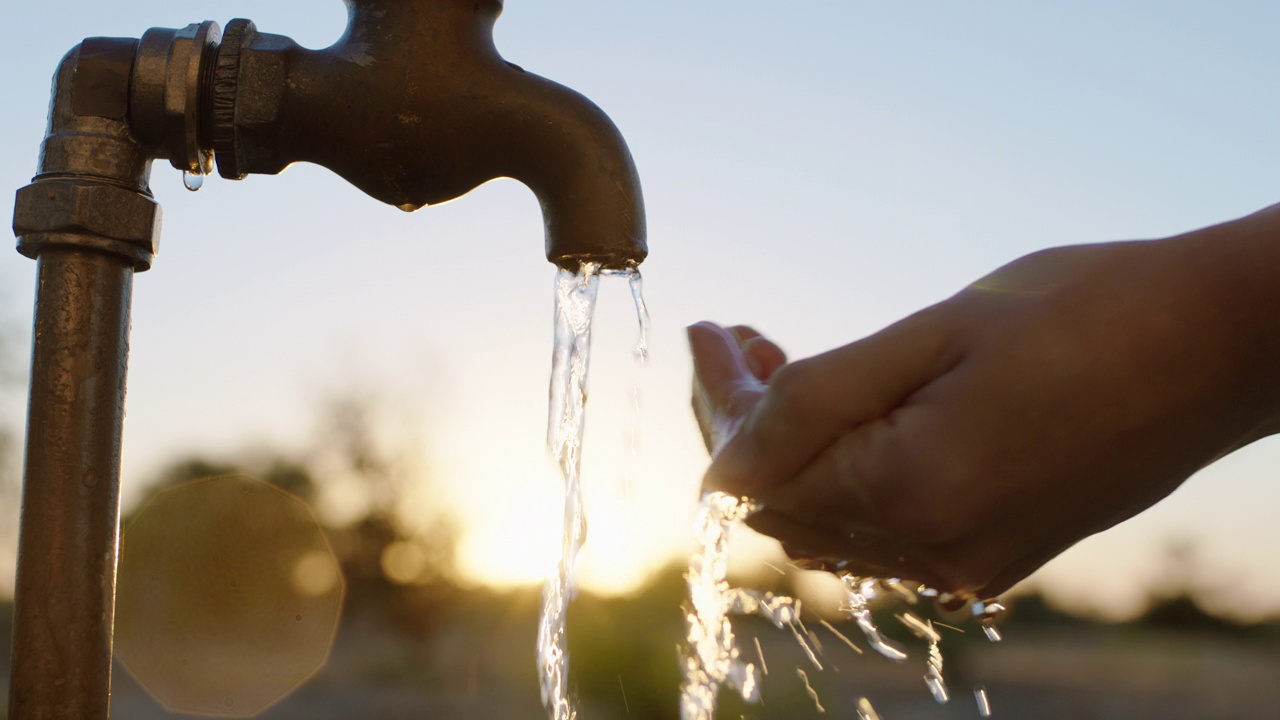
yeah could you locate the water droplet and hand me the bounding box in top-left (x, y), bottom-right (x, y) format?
top-left (839, 575), bottom-right (908, 662)
top-left (856, 697), bottom-right (882, 720)
top-left (975, 685), bottom-right (992, 716)
top-left (975, 600), bottom-right (1005, 642)
top-left (796, 668), bottom-right (825, 714)
top-left (925, 639), bottom-right (949, 703)
top-left (397, 202), bottom-right (422, 213)
top-left (182, 169), bottom-right (204, 192)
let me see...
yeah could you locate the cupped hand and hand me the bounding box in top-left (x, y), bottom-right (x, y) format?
top-left (690, 208), bottom-right (1280, 598)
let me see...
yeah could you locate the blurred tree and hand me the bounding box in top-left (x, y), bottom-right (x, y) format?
top-left (122, 385), bottom-right (460, 638)
top-left (567, 565), bottom-right (686, 720)
top-left (1133, 541), bottom-right (1246, 635)
top-left (304, 387), bottom-right (459, 634)
top-left (1003, 590), bottom-right (1088, 629)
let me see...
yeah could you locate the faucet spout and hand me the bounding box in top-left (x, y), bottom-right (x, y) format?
top-left (215, 0), bottom-right (647, 269)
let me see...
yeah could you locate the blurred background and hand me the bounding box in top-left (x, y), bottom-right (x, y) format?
top-left (4, 1), bottom-right (1280, 718)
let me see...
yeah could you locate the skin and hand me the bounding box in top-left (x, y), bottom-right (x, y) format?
top-left (690, 203), bottom-right (1280, 600)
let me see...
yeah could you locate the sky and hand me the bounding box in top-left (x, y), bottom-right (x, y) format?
top-left (3, 1), bottom-right (1280, 620)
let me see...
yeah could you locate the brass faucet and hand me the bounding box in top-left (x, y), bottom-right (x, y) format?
top-left (8, 1), bottom-right (646, 716)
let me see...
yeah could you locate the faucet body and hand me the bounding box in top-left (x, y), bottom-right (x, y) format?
top-left (9, 2), bottom-right (645, 717)
top-left (215, 0), bottom-right (645, 268)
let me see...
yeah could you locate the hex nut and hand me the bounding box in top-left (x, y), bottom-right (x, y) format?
top-left (236, 38), bottom-right (288, 128)
top-left (13, 180), bottom-right (161, 255)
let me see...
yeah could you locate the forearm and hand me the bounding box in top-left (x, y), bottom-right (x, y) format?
top-left (1163, 204), bottom-right (1280, 444)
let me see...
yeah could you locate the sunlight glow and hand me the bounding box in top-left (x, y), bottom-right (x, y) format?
top-left (454, 459), bottom-right (671, 595)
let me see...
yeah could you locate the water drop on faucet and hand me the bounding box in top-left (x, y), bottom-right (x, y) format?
top-left (182, 169), bottom-right (204, 192)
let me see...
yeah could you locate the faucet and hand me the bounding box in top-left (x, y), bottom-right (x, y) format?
top-left (8, 1), bottom-right (646, 716)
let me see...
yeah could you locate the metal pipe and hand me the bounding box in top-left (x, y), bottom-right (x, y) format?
top-left (8, 250), bottom-right (133, 720)
top-left (9, 40), bottom-right (159, 720)
top-left (209, 0), bottom-right (647, 269)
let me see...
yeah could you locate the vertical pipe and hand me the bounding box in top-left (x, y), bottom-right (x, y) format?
top-left (10, 39), bottom-right (155, 719)
top-left (8, 248), bottom-right (133, 720)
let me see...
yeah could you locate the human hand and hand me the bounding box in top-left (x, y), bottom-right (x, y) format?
top-left (690, 208), bottom-right (1280, 599)
top-left (688, 323), bottom-right (787, 454)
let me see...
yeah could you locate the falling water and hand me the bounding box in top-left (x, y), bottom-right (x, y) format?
top-left (681, 492), bottom-right (763, 720)
top-left (619, 271), bottom-right (650, 496)
top-left (681, 493), bottom-right (831, 720)
top-left (538, 262), bottom-right (601, 720)
top-left (537, 262), bottom-right (648, 720)
top-left (626, 272), bottom-right (650, 362)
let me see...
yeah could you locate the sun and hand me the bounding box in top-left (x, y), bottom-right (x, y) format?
top-left (453, 462), bottom-right (664, 595)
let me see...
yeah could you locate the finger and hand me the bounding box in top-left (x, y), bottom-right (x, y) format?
top-left (726, 325), bottom-right (766, 344)
top-left (951, 534), bottom-right (1073, 599)
top-left (725, 325), bottom-right (787, 381)
top-left (688, 322), bottom-right (757, 405)
top-left (688, 322), bottom-right (766, 452)
top-left (742, 337), bottom-right (787, 382)
top-left (705, 307), bottom-right (960, 499)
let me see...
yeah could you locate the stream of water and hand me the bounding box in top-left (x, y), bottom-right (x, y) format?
top-left (538, 262), bottom-right (648, 720)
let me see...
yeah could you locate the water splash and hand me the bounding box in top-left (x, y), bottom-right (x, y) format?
top-left (681, 492), bottom-right (833, 719)
top-left (796, 668), bottom-right (825, 714)
top-left (752, 636), bottom-right (769, 675)
top-left (839, 576), bottom-right (908, 662)
top-left (538, 262), bottom-right (602, 720)
top-left (855, 697), bottom-right (881, 720)
top-left (975, 685), bottom-right (992, 716)
top-left (924, 636), bottom-right (949, 703)
top-left (974, 600), bottom-right (1006, 643)
top-left (883, 577), bottom-right (919, 605)
top-left (681, 492), bottom-right (763, 720)
top-left (681, 509), bottom-right (1007, 717)
top-left (897, 612), bottom-right (947, 702)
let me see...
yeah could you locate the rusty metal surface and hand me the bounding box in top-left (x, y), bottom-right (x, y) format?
top-left (215, 0), bottom-right (646, 269)
top-left (71, 37), bottom-right (138, 120)
top-left (125, 22), bottom-right (221, 172)
top-left (10, 41), bottom-right (152, 720)
top-left (8, 249), bottom-right (133, 720)
top-left (14, 179), bottom-right (161, 268)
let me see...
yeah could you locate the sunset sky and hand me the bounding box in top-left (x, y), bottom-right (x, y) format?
top-left (4, 1), bottom-right (1280, 619)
